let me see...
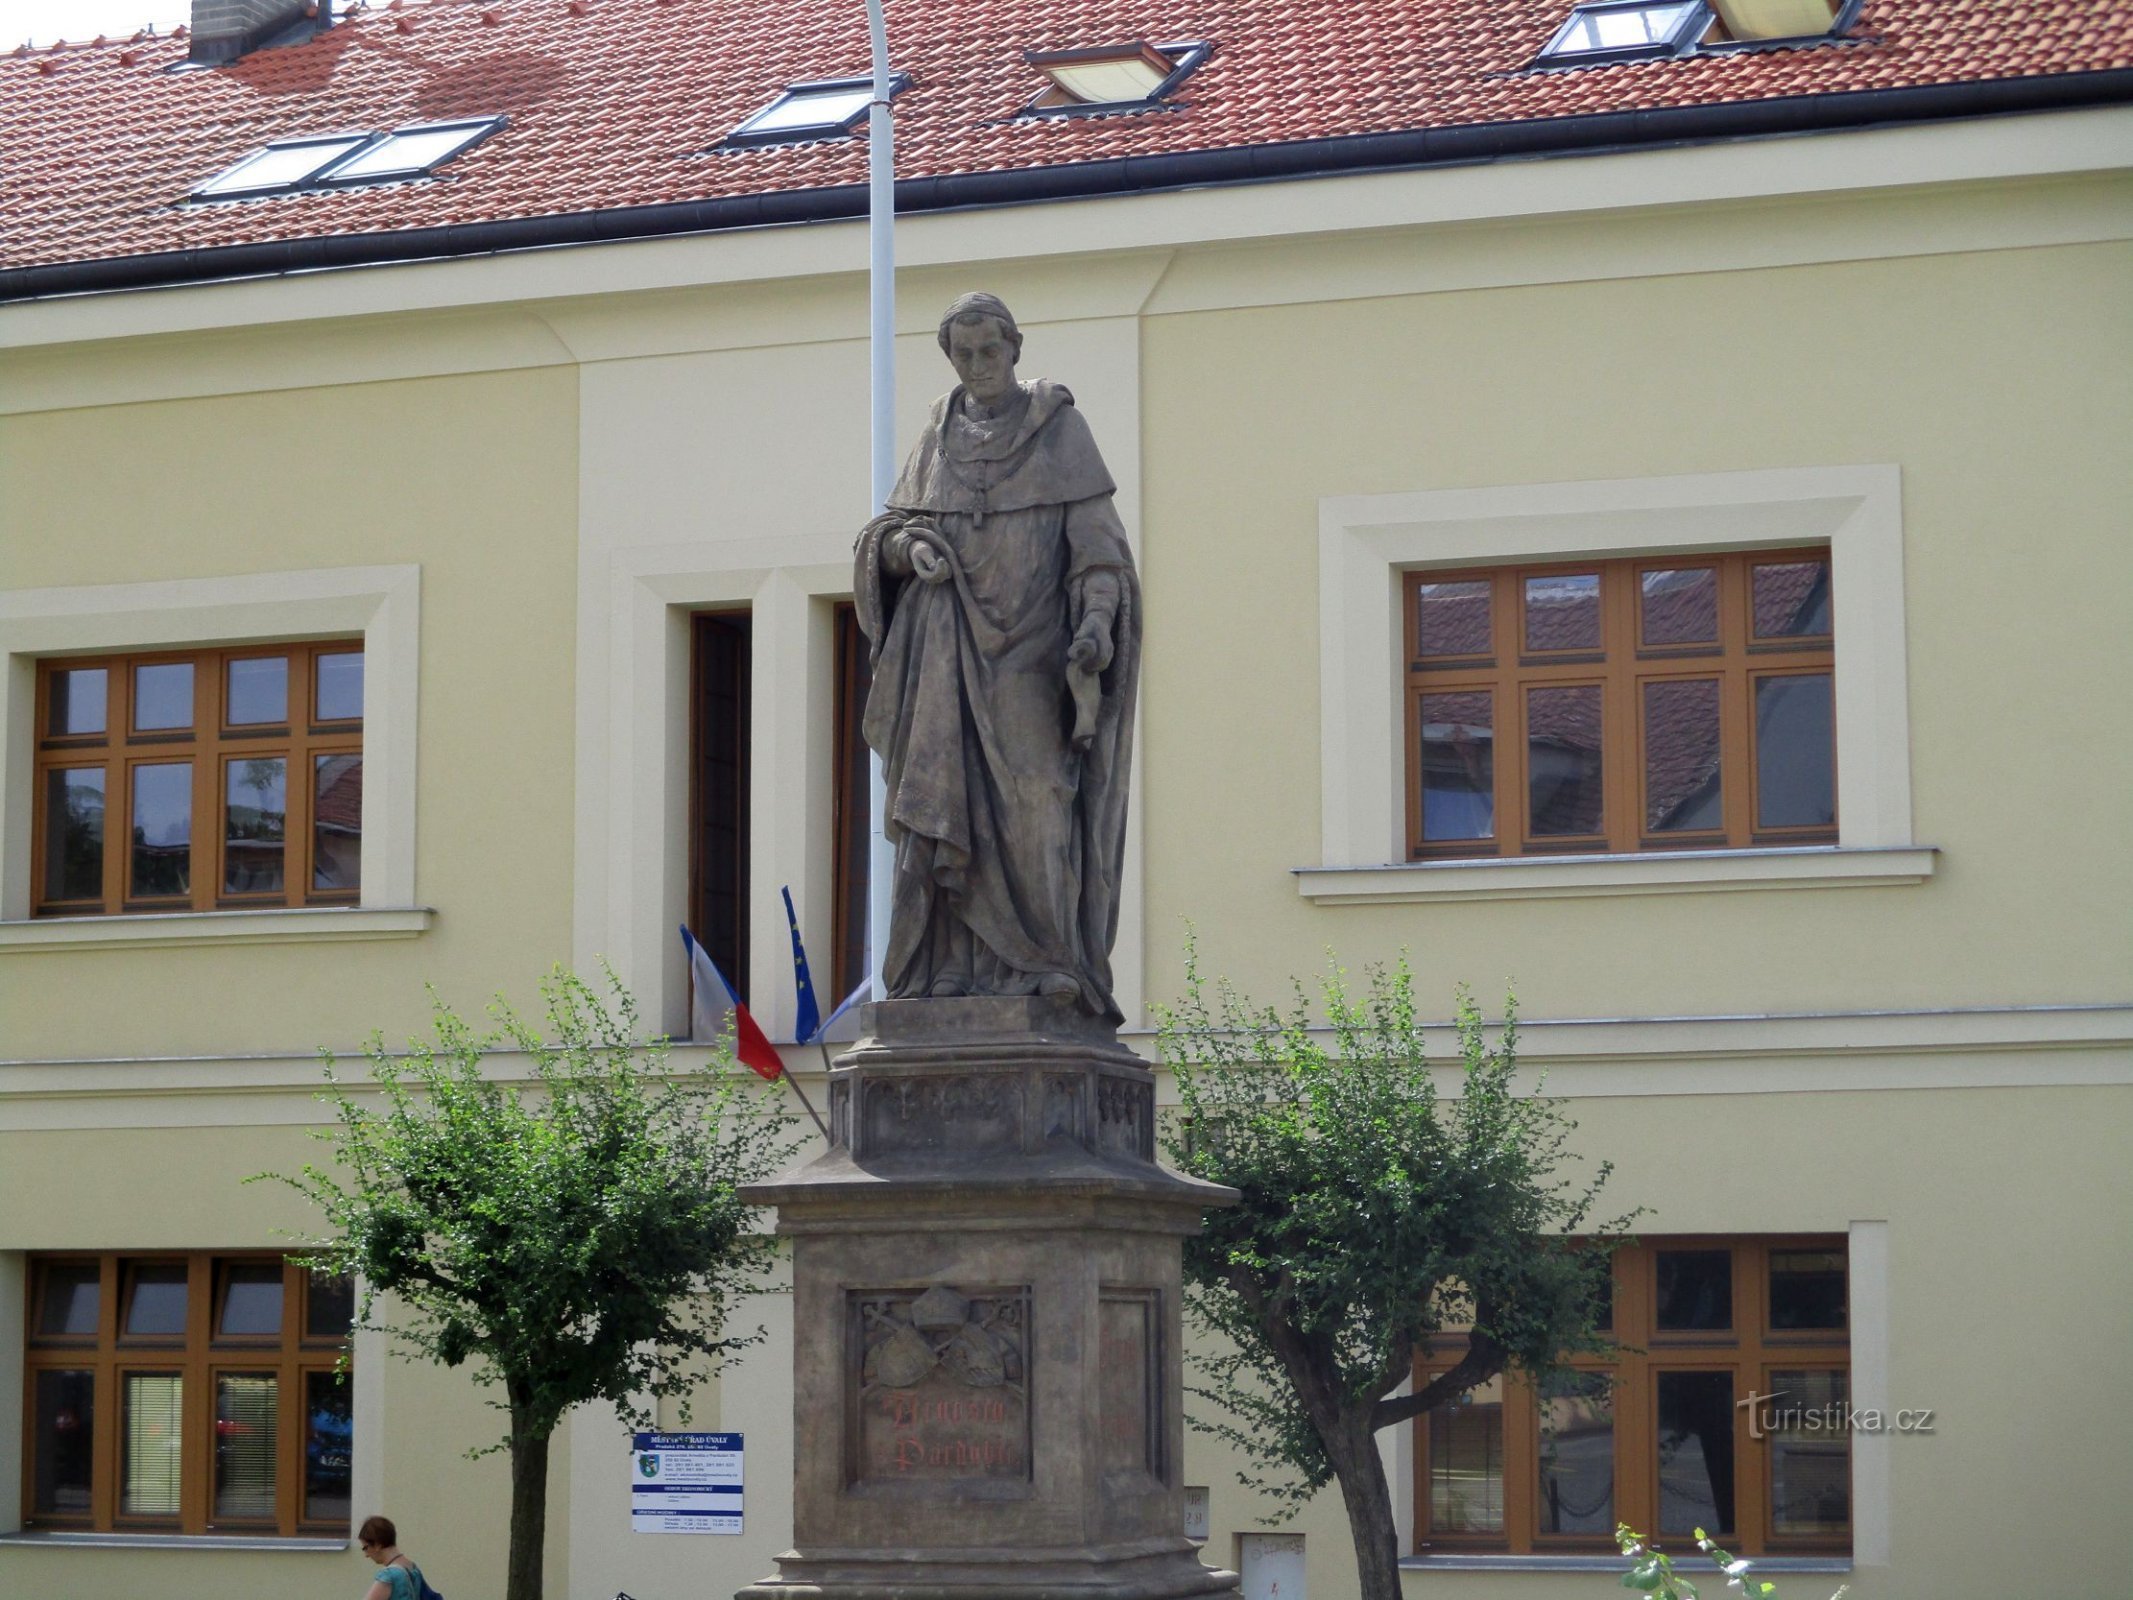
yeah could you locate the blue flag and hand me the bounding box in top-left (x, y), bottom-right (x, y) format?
top-left (780, 886), bottom-right (821, 1044)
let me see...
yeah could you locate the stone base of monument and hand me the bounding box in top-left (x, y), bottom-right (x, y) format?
top-left (736, 997), bottom-right (1243, 1600)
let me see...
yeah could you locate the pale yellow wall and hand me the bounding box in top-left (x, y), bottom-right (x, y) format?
top-left (0, 365), bottom-right (581, 1060)
top-left (1138, 238), bottom-right (2133, 1019)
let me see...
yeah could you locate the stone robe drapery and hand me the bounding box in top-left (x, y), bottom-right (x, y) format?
top-left (855, 380), bottom-right (1140, 1022)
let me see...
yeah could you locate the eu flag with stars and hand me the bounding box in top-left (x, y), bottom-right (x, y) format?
top-left (780, 886), bottom-right (821, 1042)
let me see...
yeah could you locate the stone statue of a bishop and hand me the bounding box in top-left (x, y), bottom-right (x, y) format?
top-left (854, 293), bottom-right (1140, 1023)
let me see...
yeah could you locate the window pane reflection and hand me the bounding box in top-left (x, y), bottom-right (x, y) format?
top-left (1420, 692), bottom-right (1494, 842)
top-left (1527, 685), bottom-right (1603, 836)
top-left (225, 757), bottom-right (287, 894)
top-left (1644, 679), bottom-right (1722, 832)
top-left (305, 1370), bottom-right (355, 1523)
top-left (220, 1264), bottom-right (284, 1336)
top-left (1755, 674), bottom-right (1834, 828)
top-left (32, 1370), bottom-right (95, 1515)
top-left (226, 657), bottom-right (289, 726)
top-left (1657, 1370), bottom-right (1734, 1535)
top-left (37, 1263), bottom-right (102, 1336)
top-left (43, 768), bottom-right (105, 901)
top-left (213, 1374), bottom-right (279, 1521)
top-left (130, 762), bottom-right (192, 899)
top-left (133, 662), bottom-right (193, 731)
top-left (1428, 1373), bottom-right (1504, 1532)
top-left (1538, 1372), bottom-right (1613, 1534)
top-left (1770, 1250), bottom-right (1847, 1330)
top-left (1525, 573), bottom-right (1600, 651)
top-left (1562, 0), bottom-right (1697, 50)
top-left (1418, 580), bottom-right (1491, 657)
top-left (314, 755), bottom-right (363, 892)
top-left (307, 1271), bottom-right (356, 1339)
top-left (122, 1373), bottom-right (184, 1518)
top-left (1768, 1370), bottom-right (1850, 1536)
top-left (316, 651), bottom-right (364, 721)
top-left (1656, 1249), bottom-right (1732, 1330)
top-left (124, 1264), bottom-right (188, 1337)
top-left (1753, 560), bottom-right (1831, 637)
top-left (50, 668), bottom-right (107, 735)
top-left (1641, 568), bottom-right (1718, 646)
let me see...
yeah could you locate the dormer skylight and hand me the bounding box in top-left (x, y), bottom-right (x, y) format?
top-left (1534, 0), bottom-right (1858, 66)
top-left (192, 134), bottom-right (371, 199)
top-left (1536, 0), bottom-right (1706, 63)
top-left (724, 75), bottom-right (908, 147)
top-left (1024, 40), bottom-right (1209, 115)
top-left (190, 118), bottom-right (503, 201)
top-left (318, 120), bottom-right (503, 185)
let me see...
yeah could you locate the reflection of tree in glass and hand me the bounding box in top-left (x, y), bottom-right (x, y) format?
top-left (58, 776), bottom-right (105, 893)
top-left (229, 759), bottom-right (286, 840)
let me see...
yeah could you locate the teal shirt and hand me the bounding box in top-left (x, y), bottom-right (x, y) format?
top-left (374, 1563), bottom-right (424, 1600)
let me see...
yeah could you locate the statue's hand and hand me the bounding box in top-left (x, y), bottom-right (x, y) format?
top-left (909, 541), bottom-right (951, 586)
top-left (1068, 615), bottom-right (1114, 674)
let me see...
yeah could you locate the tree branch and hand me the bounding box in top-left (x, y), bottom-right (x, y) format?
top-left (1371, 1328), bottom-right (1505, 1431)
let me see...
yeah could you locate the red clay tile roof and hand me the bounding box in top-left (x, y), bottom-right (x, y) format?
top-left (3, 0), bottom-right (2130, 288)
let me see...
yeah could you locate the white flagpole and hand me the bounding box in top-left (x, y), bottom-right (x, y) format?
top-left (864, 0), bottom-right (896, 1004)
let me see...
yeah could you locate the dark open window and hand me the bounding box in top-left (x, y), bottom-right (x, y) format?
top-left (831, 605), bottom-right (874, 1006)
top-left (689, 612), bottom-right (751, 1003)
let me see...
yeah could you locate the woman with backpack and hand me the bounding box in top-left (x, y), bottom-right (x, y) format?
top-left (358, 1514), bottom-right (437, 1600)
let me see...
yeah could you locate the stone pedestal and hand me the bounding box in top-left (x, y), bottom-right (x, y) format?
top-left (737, 997), bottom-right (1243, 1599)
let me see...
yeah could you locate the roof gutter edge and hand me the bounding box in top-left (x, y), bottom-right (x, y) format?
top-left (5, 67), bottom-right (2132, 304)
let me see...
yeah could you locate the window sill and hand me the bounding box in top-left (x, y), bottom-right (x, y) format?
top-left (1402, 1552), bottom-right (1851, 1573)
top-left (0, 1530), bottom-right (348, 1551)
top-left (1295, 846), bottom-right (1936, 905)
top-left (0, 905), bottom-right (434, 952)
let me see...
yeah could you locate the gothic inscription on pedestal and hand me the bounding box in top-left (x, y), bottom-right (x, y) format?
top-left (1098, 1289), bottom-right (1161, 1476)
top-left (850, 1284), bottom-right (1030, 1486)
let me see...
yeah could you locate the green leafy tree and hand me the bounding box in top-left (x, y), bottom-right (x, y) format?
top-left (264, 968), bottom-right (797, 1600)
top-left (1156, 946), bottom-right (1630, 1600)
top-left (1612, 1524), bottom-right (1849, 1599)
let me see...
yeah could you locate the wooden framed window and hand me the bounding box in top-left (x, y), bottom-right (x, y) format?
top-left (1415, 1236), bottom-right (1850, 1557)
top-left (688, 612), bottom-right (752, 1002)
top-left (1404, 552), bottom-right (1832, 858)
top-left (21, 1252), bottom-right (353, 1536)
top-left (31, 643), bottom-right (364, 915)
top-left (830, 603), bottom-right (874, 1007)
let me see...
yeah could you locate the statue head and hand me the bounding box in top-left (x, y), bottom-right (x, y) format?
top-left (938, 292), bottom-right (1022, 405)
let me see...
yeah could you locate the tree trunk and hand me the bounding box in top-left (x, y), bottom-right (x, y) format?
top-left (1320, 1419), bottom-right (1403, 1600)
top-left (505, 1417), bottom-right (551, 1600)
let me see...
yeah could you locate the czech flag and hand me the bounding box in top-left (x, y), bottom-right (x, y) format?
top-left (680, 925), bottom-right (785, 1083)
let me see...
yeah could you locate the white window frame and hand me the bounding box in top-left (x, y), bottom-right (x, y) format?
top-left (1303, 465), bottom-right (1932, 904)
top-left (0, 565), bottom-right (426, 950)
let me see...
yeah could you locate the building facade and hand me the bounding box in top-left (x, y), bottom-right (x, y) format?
top-left (3, 0), bottom-right (2130, 1595)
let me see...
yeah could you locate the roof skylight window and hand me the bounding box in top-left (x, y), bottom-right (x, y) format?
top-left (193, 134), bottom-right (370, 199)
top-left (189, 118), bottom-right (504, 203)
top-left (320, 119), bottom-right (503, 185)
top-left (1536, 0), bottom-right (1706, 62)
top-left (724, 76), bottom-right (907, 147)
top-left (1025, 41), bottom-right (1209, 113)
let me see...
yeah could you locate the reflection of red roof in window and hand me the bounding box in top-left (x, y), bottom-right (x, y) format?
top-left (3, 0), bottom-right (2128, 289)
top-left (314, 755), bottom-right (362, 831)
top-left (1418, 585), bottom-right (1490, 656)
top-left (1640, 567), bottom-right (1719, 646)
top-left (1642, 678), bottom-right (1722, 827)
top-left (1751, 558), bottom-right (1829, 637)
